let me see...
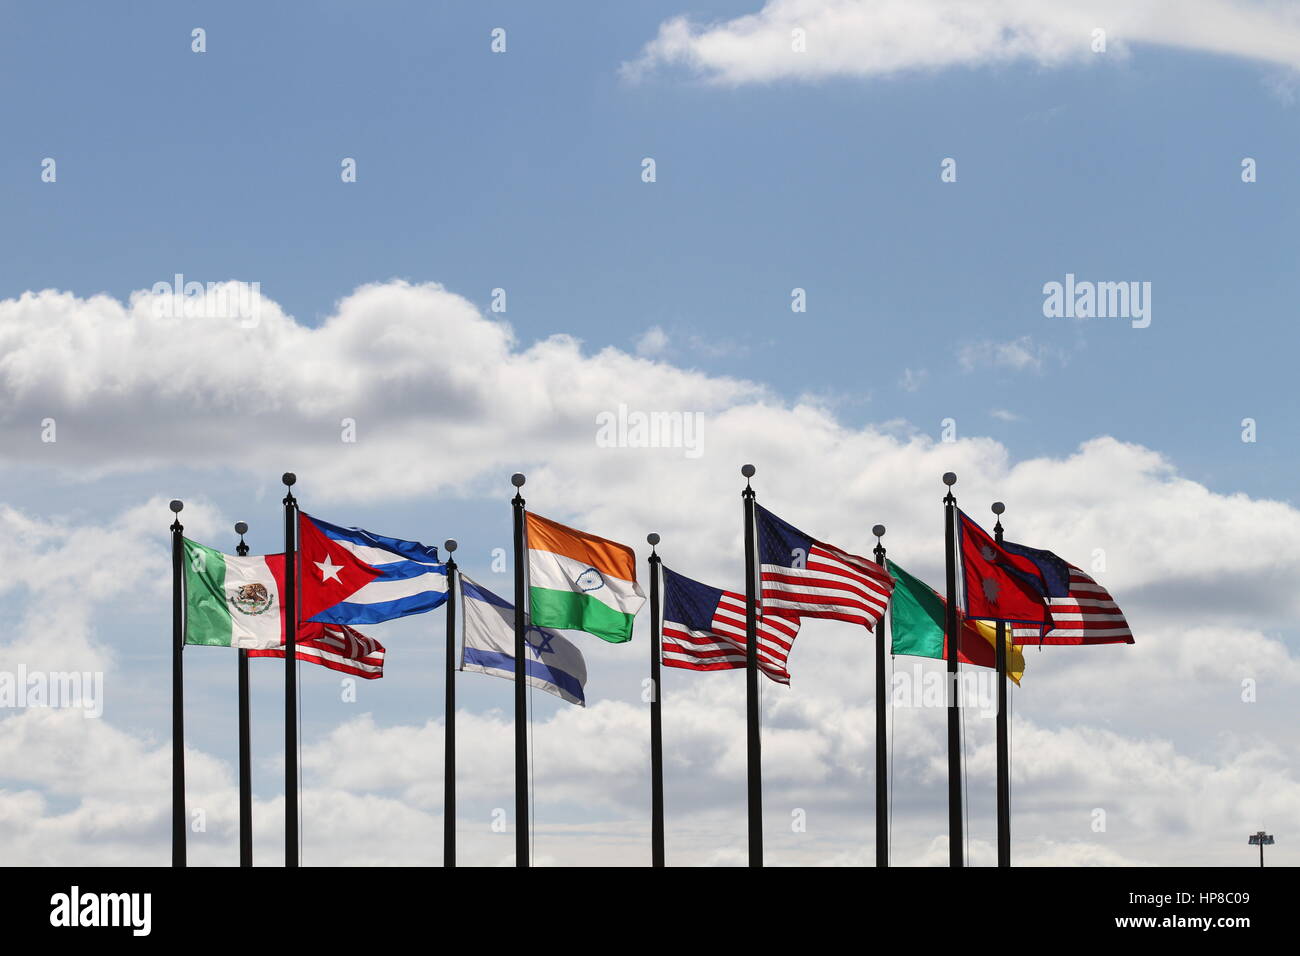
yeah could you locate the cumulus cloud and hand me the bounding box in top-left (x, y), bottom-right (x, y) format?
top-left (624, 0), bottom-right (1300, 86)
top-left (2, 279), bottom-right (1299, 865)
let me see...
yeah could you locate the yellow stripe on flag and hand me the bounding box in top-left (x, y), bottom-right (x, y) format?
top-left (971, 618), bottom-right (1026, 685)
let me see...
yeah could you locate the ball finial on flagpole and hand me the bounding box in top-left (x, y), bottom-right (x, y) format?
top-left (282, 472), bottom-right (296, 487)
top-left (444, 538), bottom-right (458, 553)
top-left (942, 472), bottom-right (957, 486)
top-left (872, 524), bottom-right (885, 538)
top-left (741, 464), bottom-right (756, 478)
top-left (991, 502), bottom-right (1005, 515)
top-left (235, 521), bottom-right (248, 535)
top-left (511, 473), bottom-right (526, 488)
top-left (169, 499), bottom-right (183, 514)
top-left (647, 532), bottom-right (660, 546)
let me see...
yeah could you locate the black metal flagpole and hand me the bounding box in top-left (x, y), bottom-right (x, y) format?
top-left (511, 473), bottom-right (529, 868)
top-left (872, 523), bottom-right (888, 868)
top-left (170, 499), bottom-right (186, 868)
top-left (235, 521), bottom-right (253, 868)
top-left (992, 501), bottom-right (1011, 867)
top-left (647, 532), bottom-right (664, 867)
top-left (282, 473), bottom-right (299, 868)
top-left (444, 538), bottom-right (458, 868)
top-left (942, 472), bottom-right (963, 867)
top-left (741, 463), bottom-right (763, 867)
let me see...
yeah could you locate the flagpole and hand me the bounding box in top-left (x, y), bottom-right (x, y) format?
top-left (872, 524), bottom-right (888, 868)
top-left (170, 499), bottom-right (186, 868)
top-left (511, 473), bottom-right (529, 868)
top-left (992, 501), bottom-right (1011, 867)
top-left (235, 521), bottom-right (253, 868)
top-left (942, 472), bottom-right (963, 867)
top-left (443, 538), bottom-right (458, 868)
top-left (741, 463), bottom-right (763, 867)
top-left (282, 472), bottom-right (299, 869)
top-left (647, 533), bottom-right (665, 868)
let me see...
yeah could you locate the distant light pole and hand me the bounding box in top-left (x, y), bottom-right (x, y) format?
top-left (1248, 831), bottom-right (1274, 867)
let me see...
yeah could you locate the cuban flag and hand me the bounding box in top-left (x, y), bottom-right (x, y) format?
top-left (298, 513), bottom-right (449, 625)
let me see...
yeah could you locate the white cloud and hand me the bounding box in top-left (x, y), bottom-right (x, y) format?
top-left (625, 0), bottom-right (1300, 86)
top-left (899, 367), bottom-right (927, 392)
top-left (958, 336), bottom-right (1056, 373)
top-left (635, 325), bottom-right (670, 357)
top-left (3, 279), bottom-right (1300, 865)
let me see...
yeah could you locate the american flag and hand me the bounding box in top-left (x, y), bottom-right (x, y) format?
top-left (1000, 540), bottom-right (1134, 645)
top-left (661, 566), bottom-right (799, 684)
top-left (755, 504), bottom-right (893, 630)
top-left (248, 621), bottom-right (387, 678)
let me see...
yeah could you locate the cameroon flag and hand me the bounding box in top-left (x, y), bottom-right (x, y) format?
top-left (526, 512), bottom-right (645, 643)
top-left (887, 560), bottom-right (1025, 683)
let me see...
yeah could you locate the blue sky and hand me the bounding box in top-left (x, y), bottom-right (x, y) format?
top-left (3, 1), bottom-right (1300, 865)
top-left (4, 3), bottom-right (1294, 497)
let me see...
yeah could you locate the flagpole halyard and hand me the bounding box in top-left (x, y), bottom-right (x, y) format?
top-left (235, 521), bottom-right (253, 868)
top-left (992, 501), bottom-right (1011, 867)
top-left (647, 533), bottom-right (665, 867)
top-left (942, 473), bottom-right (964, 867)
top-left (444, 538), bottom-right (458, 868)
top-left (741, 464), bottom-right (763, 867)
top-left (511, 473), bottom-right (529, 868)
top-left (170, 499), bottom-right (186, 868)
top-left (872, 524), bottom-right (888, 868)
top-left (282, 473), bottom-right (299, 868)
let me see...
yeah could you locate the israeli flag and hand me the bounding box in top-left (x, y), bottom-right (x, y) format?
top-left (459, 575), bottom-right (587, 707)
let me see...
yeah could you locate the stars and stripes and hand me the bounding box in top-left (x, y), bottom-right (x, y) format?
top-left (248, 621), bottom-right (386, 679)
top-left (754, 504), bottom-right (893, 630)
top-left (1001, 542), bottom-right (1134, 645)
top-left (661, 566), bottom-right (799, 684)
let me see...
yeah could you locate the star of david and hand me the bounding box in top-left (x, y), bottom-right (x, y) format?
top-left (524, 626), bottom-right (555, 659)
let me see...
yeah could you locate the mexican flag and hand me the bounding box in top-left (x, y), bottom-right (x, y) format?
top-left (887, 559), bottom-right (1025, 683)
top-left (183, 539), bottom-right (287, 649)
top-left (526, 512), bottom-right (644, 643)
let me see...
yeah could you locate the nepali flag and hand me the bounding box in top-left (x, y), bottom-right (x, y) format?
top-left (755, 504), bottom-right (893, 630)
top-left (661, 566), bottom-right (799, 685)
top-left (298, 513), bottom-right (448, 625)
top-left (248, 621), bottom-right (387, 679)
top-left (1000, 540), bottom-right (1134, 645)
top-left (957, 510), bottom-right (1050, 628)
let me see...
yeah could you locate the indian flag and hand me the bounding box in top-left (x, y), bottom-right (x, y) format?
top-left (183, 539), bottom-right (287, 649)
top-left (526, 512), bottom-right (644, 643)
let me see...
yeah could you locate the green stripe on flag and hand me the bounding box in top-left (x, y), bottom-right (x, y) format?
top-left (887, 560), bottom-right (946, 660)
top-left (183, 539), bottom-right (235, 646)
top-left (529, 586), bottom-right (635, 643)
